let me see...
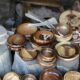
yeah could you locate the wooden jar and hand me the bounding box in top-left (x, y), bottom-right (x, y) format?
top-left (33, 30), bottom-right (54, 45)
top-left (22, 74), bottom-right (37, 80)
top-left (37, 48), bottom-right (56, 68)
top-left (16, 23), bottom-right (37, 36)
top-left (7, 34), bottom-right (26, 51)
top-left (20, 48), bottom-right (37, 61)
top-left (39, 68), bottom-right (62, 80)
top-left (54, 23), bottom-right (72, 42)
top-left (55, 42), bottom-right (79, 72)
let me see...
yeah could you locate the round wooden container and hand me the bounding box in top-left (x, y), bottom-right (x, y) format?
top-left (54, 23), bottom-right (72, 42)
top-left (16, 23), bottom-right (37, 36)
top-left (20, 48), bottom-right (37, 61)
top-left (39, 68), bottom-right (62, 80)
top-left (33, 30), bottom-right (54, 45)
top-left (3, 72), bottom-right (20, 80)
top-left (37, 48), bottom-right (56, 68)
top-left (59, 10), bottom-right (80, 29)
top-left (55, 42), bottom-right (79, 72)
top-left (22, 74), bottom-right (37, 80)
top-left (64, 71), bottom-right (80, 80)
top-left (7, 34), bottom-right (26, 51)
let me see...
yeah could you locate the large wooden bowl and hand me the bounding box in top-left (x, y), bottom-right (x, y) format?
top-left (16, 23), bottom-right (37, 35)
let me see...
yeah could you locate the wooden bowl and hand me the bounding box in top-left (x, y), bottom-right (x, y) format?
top-left (55, 42), bottom-right (79, 59)
top-left (37, 48), bottom-right (56, 68)
top-left (8, 34), bottom-right (26, 51)
top-left (33, 30), bottom-right (54, 45)
top-left (40, 48), bottom-right (56, 61)
top-left (59, 10), bottom-right (80, 29)
top-left (16, 23), bottom-right (37, 35)
top-left (22, 74), bottom-right (37, 80)
top-left (20, 48), bottom-right (37, 61)
top-left (39, 68), bottom-right (62, 80)
top-left (54, 23), bottom-right (72, 42)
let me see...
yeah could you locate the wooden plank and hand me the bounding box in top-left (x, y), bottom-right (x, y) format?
top-left (21, 0), bottom-right (62, 8)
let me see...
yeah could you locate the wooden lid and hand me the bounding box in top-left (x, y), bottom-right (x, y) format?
top-left (16, 23), bottom-right (37, 35)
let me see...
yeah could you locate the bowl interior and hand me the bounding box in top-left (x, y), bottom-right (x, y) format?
top-left (56, 44), bottom-right (78, 58)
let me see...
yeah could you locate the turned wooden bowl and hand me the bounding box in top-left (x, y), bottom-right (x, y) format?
top-left (16, 23), bottom-right (37, 35)
top-left (7, 34), bottom-right (26, 51)
top-left (20, 48), bottom-right (37, 61)
top-left (39, 68), bottom-right (62, 80)
top-left (55, 42), bottom-right (79, 59)
top-left (33, 30), bottom-right (54, 45)
top-left (22, 74), bottom-right (37, 80)
top-left (40, 48), bottom-right (56, 61)
top-left (37, 48), bottom-right (56, 68)
top-left (54, 23), bottom-right (73, 42)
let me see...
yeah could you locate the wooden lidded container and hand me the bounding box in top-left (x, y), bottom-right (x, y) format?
top-left (22, 74), bottom-right (37, 80)
top-left (33, 30), bottom-right (54, 45)
top-left (55, 42), bottom-right (79, 72)
top-left (7, 34), bottom-right (26, 51)
top-left (37, 48), bottom-right (56, 68)
top-left (54, 23), bottom-right (73, 42)
top-left (16, 23), bottom-right (37, 36)
top-left (39, 68), bottom-right (62, 80)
